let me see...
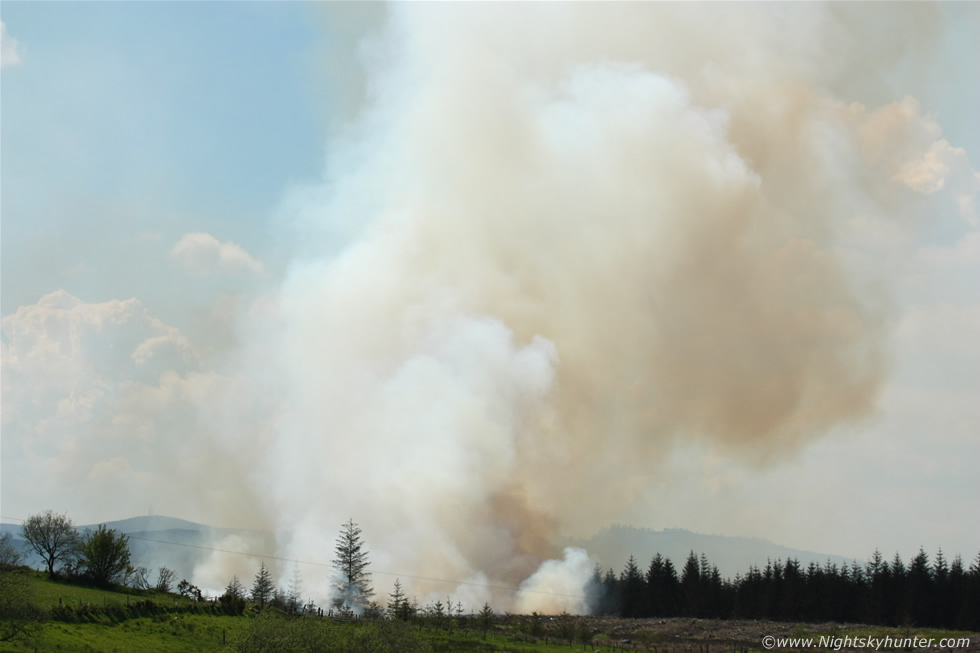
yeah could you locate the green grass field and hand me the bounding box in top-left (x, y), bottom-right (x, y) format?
top-left (2, 572), bottom-right (585, 653)
top-left (2, 573), bottom-right (976, 653)
top-left (27, 573), bottom-right (195, 612)
top-left (3, 615), bottom-right (247, 653)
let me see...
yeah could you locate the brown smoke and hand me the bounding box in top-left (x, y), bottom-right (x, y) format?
top-left (212, 2), bottom-right (958, 611)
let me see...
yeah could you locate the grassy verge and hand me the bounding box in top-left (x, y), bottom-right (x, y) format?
top-left (3, 574), bottom-right (976, 653)
top-left (1, 614), bottom-right (247, 653)
top-left (27, 572), bottom-right (196, 611)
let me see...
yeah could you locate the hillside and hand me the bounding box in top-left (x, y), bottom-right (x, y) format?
top-left (1, 517), bottom-right (276, 587)
top-left (563, 524), bottom-right (852, 577)
top-left (3, 517), bottom-right (852, 586)
top-left (2, 572), bottom-right (977, 653)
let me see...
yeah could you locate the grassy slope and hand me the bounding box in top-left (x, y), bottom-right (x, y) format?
top-left (28, 573), bottom-right (196, 610)
top-left (1, 618), bottom-right (574, 653)
top-left (3, 616), bottom-right (247, 653)
top-left (3, 574), bottom-right (976, 653)
top-left (1, 572), bottom-right (236, 653)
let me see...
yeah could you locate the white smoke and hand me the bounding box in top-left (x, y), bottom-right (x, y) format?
top-left (514, 548), bottom-right (595, 615)
top-left (4, 2), bottom-right (975, 613)
top-left (199, 2), bottom-right (976, 612)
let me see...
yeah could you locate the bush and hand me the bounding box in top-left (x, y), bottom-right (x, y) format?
top-left (79, 524), bottom-right (131, 588)
top-left (0, 569), bottom-right (46, 643)
top-left (220, 592), bottom-right (247, 616)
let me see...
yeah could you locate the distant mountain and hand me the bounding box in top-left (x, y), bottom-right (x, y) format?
top-left (1, 516), bottom-right (276, 588)
top-left (561, 524), bottom-right (853, 578)
top-left (78, 515), bottom-right (211, 534)
top-left (3, 516), bottom-right (854, 588)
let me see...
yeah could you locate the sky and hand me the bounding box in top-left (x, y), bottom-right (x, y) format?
top-left (2, 2), bottom-right (978, 610)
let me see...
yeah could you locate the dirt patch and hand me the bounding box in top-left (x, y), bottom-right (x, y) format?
top-left (507, 617), bottom-right (979, 653)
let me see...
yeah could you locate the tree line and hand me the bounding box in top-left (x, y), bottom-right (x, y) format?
top-left (13, 511), bottom-right (133, 588)
top-left (3, 512), bottom-right (375, 609)
top-left (590, 548), bottom-right (980, 629)
top-left (5, 509), bottom-right (979, 635)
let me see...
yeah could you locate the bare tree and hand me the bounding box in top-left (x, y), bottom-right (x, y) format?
top-left (21, 511), bottom-right (81, 578)
top-left (287, 562), bottom-right (303, 613)
top-left (0, 533), bottom-right (22, 569)
top-left (156, 567), bottom-right (176, 593)
top-left (130, 566), bottom-right (151, 590)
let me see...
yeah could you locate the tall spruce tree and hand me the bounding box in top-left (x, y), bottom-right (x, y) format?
top-left (332, 518), bottom-right (373, 611)
top-left (681, 551), bottom-right (701, 616)
top-left (478, 602), bottom-right (494, 639)
top-left (225, 575), bottom-right (246, 599)
top-left (619, 555), bottom-right (645, 617)
top-left (251, 561), bottom-right (274, 609)
top-left (287, 562), bottom-right (303, 613)
top-left (388, 578), bottom-right (409, 620)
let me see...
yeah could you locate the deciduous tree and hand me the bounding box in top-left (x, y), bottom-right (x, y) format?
top-left (0, 568), bottom-right (44, 644)
top-left (130, 566), bottom-right (151, 590)
top-left (79, 524), bottom-right (131, 588)
top-left (21, 511), bottom-right (81, 578)
top-left (0, 533), bottom-right (21, 569)
top-left (156, 566), bottom-right (176, 593)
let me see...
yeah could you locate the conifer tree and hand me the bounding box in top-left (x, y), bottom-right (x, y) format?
top-left (225, 575), bottom-right (246, 599)
top-left (287, 562), bottom-right (303, 613)
top-left (388, 578), bottom-right (409, 620)
top-left (251, 561), bottom-right (274, 609)
top-left (478, 601), bottom-right (494, 639)
top-left (681, 551), bottom-right (701, 616)
top-left (619, 555), bottom-right (645, 617)
top-left (600, 567), bottom-right (620, 615)
top-left (332, 518), bottom-right (373, 611)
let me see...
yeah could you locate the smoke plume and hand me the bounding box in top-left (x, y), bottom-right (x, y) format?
top-left (195, 2), bottom-right (977, 611)
top-left (3, 3), bottom-right (964, 611)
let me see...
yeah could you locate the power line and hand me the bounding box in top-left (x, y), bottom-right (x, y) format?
top-left (126, 534), bottom-right (589, 600)
top-left (1, 515), bottom-right (590, 601)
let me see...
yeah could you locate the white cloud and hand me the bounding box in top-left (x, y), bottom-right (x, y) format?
top-left (0, 21), bottom-right (21, 68)
top-left (0, 291), bottom-right (273, 531)
top-left (171, 232), bottom-right (264, 275)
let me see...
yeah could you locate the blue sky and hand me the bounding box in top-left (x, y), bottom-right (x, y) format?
top-left (2, 2), bottom-right (326, 321)
top-left (1, 3), bottom-right (978, 608)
